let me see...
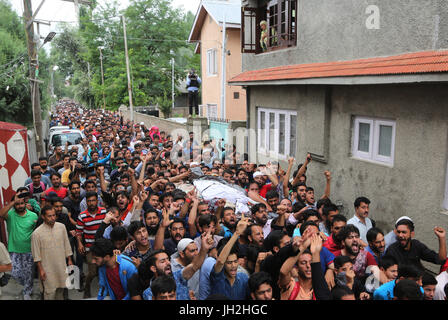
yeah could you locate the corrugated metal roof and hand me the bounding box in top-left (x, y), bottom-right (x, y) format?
top-left (229, 50), bottom-right (448, 83)
top-left (189, 0), bottom-right (241, 42)
top-left (202, 0), bottom-right (241, 25)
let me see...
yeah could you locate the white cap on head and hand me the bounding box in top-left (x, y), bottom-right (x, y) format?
top-left (177, 238), bottom-right (194, 252)
top-left (395, 216), bottom-right (413, 225)
top-left (253, 171), bottom-right (263, 178)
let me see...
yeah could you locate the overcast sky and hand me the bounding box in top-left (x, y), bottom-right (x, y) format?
top-left (9, 0), bottom-right (201, 37)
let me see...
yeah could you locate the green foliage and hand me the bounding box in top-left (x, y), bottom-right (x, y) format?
top-left (0, 0), bottom-right (51, 126)
top-left (155, 92), bottom-right (172, 118)
top-left (49, 0), bottom-right (200, 112)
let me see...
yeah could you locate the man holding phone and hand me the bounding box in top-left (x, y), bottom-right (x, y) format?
top-left (0, 192), bottom-right (38, 300)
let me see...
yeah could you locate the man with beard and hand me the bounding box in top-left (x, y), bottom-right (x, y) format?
top-left (366, 227), bottom-right (386, 264)
top-left (90, 238), bottom-right (138, 300)
top-left (143, 208), bottom-right (160, 241)
top-left (123, 221), bottom-right (152, 268)
top-left (171, 238), bottom-right (201, 298)
top-left (278, 232), bottom-right (331, 300)
top-left (39, 156), bottom-right (56, 178)
top-left (115, 191), bottom-right (134, 224)
top-left (236, 169), bottom-right (249, 189)
top-left (143, 231), bottom-right (214, 300)
top-left (31, 206), bottom-right (73, 300)
top-left (37, 197), bottom-right (76, 240)
top-left (63, 181), bottom-right (82, 227)
top-left (76, 191), bottom-right (107, 298)
top-left (323, 214), bottom-right (347, 254)
top-left (334, 225), bottom-right (382, 285)
top-left (250, 203), bottom-right (285, 239)
top-left (265, 190), bottom-right (280, 219)
top-left (154, 214), bottom-right (187, 256)
top-left (49, 146), bottom-right (65, 172)
top-left (219, 207), bottom-right (237, 238)
top-left (0, 193), bottom-right (38, 300)
top-left (294, 182), bottom-right (307, 205)
top-left (45, 173), bottom-right (68, 199)
top-left (80, 180), bottom-right (104, 213)
top-left (319, 203), bottom-right (339, 236)
top-left (384, 217), bottom-right (446, 272)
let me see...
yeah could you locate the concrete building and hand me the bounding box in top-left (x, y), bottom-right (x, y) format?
top-left (188, 0), bottom-right (246, 121)
top-left (230, 0), bottom-right (448, 272)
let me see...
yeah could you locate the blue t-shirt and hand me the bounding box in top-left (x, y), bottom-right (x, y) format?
top-left (209, 264), bottom-right (249, 300)
top-left (373, 280), bottom-right (424, 300)
top-left (143, 269), bottom-right (190, 300)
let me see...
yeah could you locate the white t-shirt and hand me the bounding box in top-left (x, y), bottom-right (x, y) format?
top-left (434, 271), bottom-right (448, 300)
top-left (0, 241), bottom-right (11, 294)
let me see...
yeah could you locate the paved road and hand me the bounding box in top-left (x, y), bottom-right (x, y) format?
top-left (0, 264), bottom-right (100, 300)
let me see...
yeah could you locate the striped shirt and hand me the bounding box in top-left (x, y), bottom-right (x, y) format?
top-left (76, 207), bottom-right (107, 251)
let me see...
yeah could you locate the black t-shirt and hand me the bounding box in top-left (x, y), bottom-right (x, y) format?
top-left (63, 196), bottom-right (82, 222)
top-left (385, 239), bottom-right (444, 271)
top-left (127, 273), bottom-right (149, 299)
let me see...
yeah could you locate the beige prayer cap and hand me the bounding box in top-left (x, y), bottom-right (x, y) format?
top-left (260, 20), bottom-right (267, 26)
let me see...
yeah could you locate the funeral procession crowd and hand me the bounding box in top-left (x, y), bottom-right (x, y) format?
top-left (1, 102), bottom-right (448, 301)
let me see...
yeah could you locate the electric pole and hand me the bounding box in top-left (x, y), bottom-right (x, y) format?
top-left (23, 0), bottom-right (44, 157)
top-left (98, 47), bottom-right (106, 110)
top-left (220, 14), bottom-right (227, 120)
top-left (170, 50), bottom-right (175, 109)
top-left (122, 15), bottom-right (134, 122)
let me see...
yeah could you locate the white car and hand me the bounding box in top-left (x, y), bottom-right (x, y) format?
top-left (49, 129), bottom-right (85, 155)
top-left (49, 125), bottom-right (71, 135)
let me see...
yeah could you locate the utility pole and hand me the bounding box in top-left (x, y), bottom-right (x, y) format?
top-left (122, 15), bottom-right (134, 122)
top-left (98, 47), bottom-right (106, 110)
top-left (170, 50), bottom-right (175, 109)
top-left (23, 0), bottom-right (44, 157)
top-left (220, 14), bottom-right (227, 120)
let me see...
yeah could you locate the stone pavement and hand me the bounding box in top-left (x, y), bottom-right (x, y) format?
top-left (0, 264), bottom-right (99, 300)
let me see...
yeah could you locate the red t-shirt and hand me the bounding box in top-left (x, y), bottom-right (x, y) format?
top-left (259, 183), bottom-right (273, 198)
top-left (333, 249), bottom-right (378, 266)
top-left (323, 234), bottom-right (343, 254)
top-left (106, 263), bottom-right (126, 300)
top-left (441, 258), bottom-right (448, 273)
top-left (45, 187), bottom-right (68, 199)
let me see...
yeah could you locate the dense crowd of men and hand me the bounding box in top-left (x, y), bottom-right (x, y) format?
top-left (1, 102), bottom-right (448, 301)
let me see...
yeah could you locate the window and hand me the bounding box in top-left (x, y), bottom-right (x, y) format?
top-left (257, 107), bottom-right (297, 158)
top-left (206, 49), bottom-right (217, 76)
top-left (241, 0), bottom-right (297, 54)
top-left (352, 116), bottom-right (396, 165)
top-left (206, 104), bottom-right (218, 119)
top-left (233, 92), bottom-right (240, 99)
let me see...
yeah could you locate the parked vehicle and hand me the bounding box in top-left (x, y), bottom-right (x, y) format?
top-left (48, 129), bottom-right (85, 155)
top-left (49, 125), bottom-right (70, 135)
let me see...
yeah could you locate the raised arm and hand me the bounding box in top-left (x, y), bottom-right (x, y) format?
top-left (214, 216), bottom-right (249, 273)
top-left (292, 154), bottom-right (311, 186)
top-left (320, 171), bottom-right (331, 200)
top-left (283, 157), bottom-right (295, 199)
top-left (434, 227), bottom-right (447, 262)
top-left (0, 194), bottom-right (17, 219)
top-left (182, 230), bottom-right (214, 280)
top-left (153, 209), bottom-right (173, 250)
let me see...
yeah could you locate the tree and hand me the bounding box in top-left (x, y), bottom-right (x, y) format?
top-left (0, 0), bottom-right (51, 126)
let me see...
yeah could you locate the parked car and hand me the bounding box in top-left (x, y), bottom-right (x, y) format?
top-left (49, 125), bottom-right (70, 135)
top-left (48, 129), bottom-right (85, 155)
